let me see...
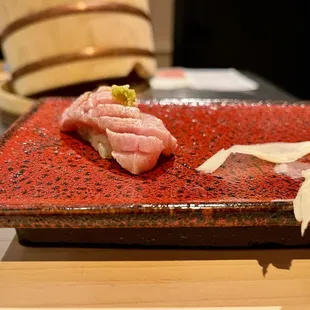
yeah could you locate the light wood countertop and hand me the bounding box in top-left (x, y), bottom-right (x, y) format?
top-left (0, 233), bottom-right (309, 309)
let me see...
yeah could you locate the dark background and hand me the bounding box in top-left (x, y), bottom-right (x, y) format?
top-left (173, 0), bottom-right (309, 99)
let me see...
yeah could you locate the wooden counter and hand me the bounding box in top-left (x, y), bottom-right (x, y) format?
top-left (0, 235), bottom-right (310, 308)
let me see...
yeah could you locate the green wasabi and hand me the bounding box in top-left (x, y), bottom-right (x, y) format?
top-left (111, 84), bottom-right (136, 107)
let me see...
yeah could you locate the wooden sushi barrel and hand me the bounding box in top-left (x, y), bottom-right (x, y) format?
top-left (0, 0), bottom-right (156, 96)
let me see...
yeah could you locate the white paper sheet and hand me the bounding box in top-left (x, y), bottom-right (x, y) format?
top-left (187, 68), bottom-right (259, 91)
top-left (150, 67), bottom-right (259, 91)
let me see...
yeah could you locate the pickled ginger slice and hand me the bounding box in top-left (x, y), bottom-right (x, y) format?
top-left (274, 162), bottom-right (310, 179)
top-left (196, 141), bottom-right (310, 236)
top-left (197, 141), bottom-right (310, 173)
top-left (293, 169), bottom-right (310, 236)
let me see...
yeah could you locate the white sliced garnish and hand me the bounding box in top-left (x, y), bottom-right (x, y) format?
top-left (274, 163), bottom-right (289, 175)
top-left (197, 141), bottom-right (310, 173)
top-left (274, 162), bottom-right (310, 179)
top-left (196, 141), bottom-right (310, 236)
top-left (293, 169), bottom-right (310, 236)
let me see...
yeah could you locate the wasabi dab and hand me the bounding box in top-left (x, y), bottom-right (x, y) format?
top-left (111, 84), bottom-right (136, 107)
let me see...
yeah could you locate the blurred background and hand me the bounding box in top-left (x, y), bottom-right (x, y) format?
top-left (0, 0), bottom-right (308, 115)
top-left (152, 0), bottom-right (309, 100)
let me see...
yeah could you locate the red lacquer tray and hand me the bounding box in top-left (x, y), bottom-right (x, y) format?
top-left (1, 98), bottom-right (310, 247)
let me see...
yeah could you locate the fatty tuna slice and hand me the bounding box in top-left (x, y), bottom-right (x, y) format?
top-left (112, 151), bottom-right (161, 175)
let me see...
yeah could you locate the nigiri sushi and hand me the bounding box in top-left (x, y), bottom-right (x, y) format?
top-left (60, 85), bottom-right (177, 174)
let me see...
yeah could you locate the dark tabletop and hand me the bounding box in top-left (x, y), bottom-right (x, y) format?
top-left (140, 71), bottom-right (299, 102)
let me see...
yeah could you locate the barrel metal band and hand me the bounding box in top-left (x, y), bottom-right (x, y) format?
top-left (11, 47), bottom-right (155, 80)
top-left (1, 2), bottom-right (151, 42)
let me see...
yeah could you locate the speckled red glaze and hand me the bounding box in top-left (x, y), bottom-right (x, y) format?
top-left (0, 98), bottom-right (309, 228)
